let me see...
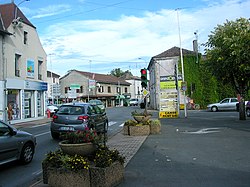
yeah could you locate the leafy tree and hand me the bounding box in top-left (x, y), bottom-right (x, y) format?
top-left (110, 68), bottom-right (125, 77)
top-left (205, 17), bottom-right (250, 120)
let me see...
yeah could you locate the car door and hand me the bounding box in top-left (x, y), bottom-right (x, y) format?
top-left (0, 123), bottom-right (19, 162)
top-left (229, 98), bottom-right (238, 110)
top-left (218, 98), bottom-right (230, 110)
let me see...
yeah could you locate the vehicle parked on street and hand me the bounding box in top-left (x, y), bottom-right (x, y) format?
top-left (207, 98), bottom-right (238, 112)
top-left (0, 120), bottom-right (36, 165)
top-left (129, 98), bottom-right (140, 106)
top-left (46, 104), bottom-right (59, 116)
top-left (50, 102), bottom-right (108, 139)
top-left (246, 101), bottom-right (250, 117)
top-left (88, 99), bottom-right (105, 112)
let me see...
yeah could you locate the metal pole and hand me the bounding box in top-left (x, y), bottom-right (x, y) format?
top-left (176, 8), bottom-right (187, 118)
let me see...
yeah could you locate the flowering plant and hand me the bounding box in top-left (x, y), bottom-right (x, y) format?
top-left (94, 145), bottom-right (125, 168)
top-left (60, 127), bottom-right (99, 144)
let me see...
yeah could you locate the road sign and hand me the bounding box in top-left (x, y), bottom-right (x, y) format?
top-left (142, 89), bottom-right (149, 97)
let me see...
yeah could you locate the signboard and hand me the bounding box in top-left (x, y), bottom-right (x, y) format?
top-left (160, 75), bottom-right (182, 89)
top-left (89, 79), bottom-right (96, 89)
top-left (159, 91), bottom-right (178, 119)
top-left (142, 89), bottom-right (149, 97)
top-left (70, 84), bottom-right (80, 89)
top-left (26, 59), bottom-right (34, 78)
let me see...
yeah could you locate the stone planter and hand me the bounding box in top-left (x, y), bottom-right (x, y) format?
top-left (133, 115), bottom-right (152, 123)
top-left (59, 141), bottom-right (96, 156)
top-left (123, 126), bottom-right (129, 135)
top-left (47, 168), bottom-right (90, 187)
top-left (42, 161), bottom-right (49, 184)
top-left (90, 162), bottom-right (124, 187)
top-left (150, 124), bottom-right (161, 134)
top-left (129, 125), bottom-right (150, 136)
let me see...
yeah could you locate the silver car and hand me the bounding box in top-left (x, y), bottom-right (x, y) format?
top-left (50, 102), bottom-right (108, 139)
top-left (0, 120), bottom-right (36, 165)
top-left (207, 98), bottom-right (238, 112)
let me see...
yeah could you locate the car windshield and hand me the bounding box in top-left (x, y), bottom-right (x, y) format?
top-left (89, 100), bottom-right (102, 105)
top-left (57, 106), bottom-right (84, 115)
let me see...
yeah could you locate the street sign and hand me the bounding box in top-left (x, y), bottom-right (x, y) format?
top-left (70, 84), bottom-right (80, 89)
top-left (142, 89), bottom-right (149, 97)
top-left (181, 81), bottom-right (187, 91)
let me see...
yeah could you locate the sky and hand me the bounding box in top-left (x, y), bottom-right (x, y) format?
top-left (3, 0), bottom-right (250, 76)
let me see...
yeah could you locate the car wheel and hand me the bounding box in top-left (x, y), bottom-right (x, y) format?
top-left (211, 106), bottom-right (218, 112)
top-left (20, 143), bottom-right (34, 164)
top-left (246, 108), bottom-right (250, 117)
top-left (51, 131), bottom-right (59, 139)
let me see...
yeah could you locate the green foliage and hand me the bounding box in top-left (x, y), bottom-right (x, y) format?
top-left (110, 68), bottom-right (125, 77)
top-left (205, 17), bottom-right (250, 96)
top-left (94, 146), bottom-right (125, 168)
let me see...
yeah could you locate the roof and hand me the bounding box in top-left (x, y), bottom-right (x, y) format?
top-left (61, 70), bottom-right (131, 86)
top-left (153, 46), bottom-right (196, 58)
top-left (0, 13), bottom-right (11, 35)
top-left (47, 71), bottom-right (60, 78)
top-left (0, 3), bottom-right (35, 29)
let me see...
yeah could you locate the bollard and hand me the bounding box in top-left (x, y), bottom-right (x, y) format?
top-left (47, 109), bottom-right (51, 118)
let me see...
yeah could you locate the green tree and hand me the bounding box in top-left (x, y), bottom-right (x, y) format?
top-left (110, 68), bottom-right (125, 77)
top-left (205, 17), bottom-right (250, 120)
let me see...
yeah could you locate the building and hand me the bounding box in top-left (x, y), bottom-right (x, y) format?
top-left (148, 46), bottom-right (197, 111)
top-left (0, 3), bottom-right (47, 123)
top-left (59, 70), bottom-right (131, 107)
top-left (47, 71), bottom-right (60, 104)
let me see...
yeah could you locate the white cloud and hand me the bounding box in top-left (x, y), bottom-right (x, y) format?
top-left (40, 0), bottom-right (250, 76)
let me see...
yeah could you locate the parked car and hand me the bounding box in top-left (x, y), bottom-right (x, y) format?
top-left (246, 101), bottom-right (250, 117)
top-left (88, 100), bottom-right (105, 112)
top-left (46, 104), bottom-right (59, 116)
top-left (207, 98), bottom-right (238, 112)
top-left (50, 102), bottom-right (108, 139)
top-left (0, 120), bottom-right (36, 165)
top-left (129, 98), bottom-right (140, 106)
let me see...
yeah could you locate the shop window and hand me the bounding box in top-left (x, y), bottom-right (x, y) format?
top-left (98, 86), bottom-right (104, 93)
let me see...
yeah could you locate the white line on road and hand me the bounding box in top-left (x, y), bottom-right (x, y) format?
top-left (35, 131), bottom-right (50, 137)
top-left (108, 121), bottom-right (117, 126)
top-left (181, 128), bottom-right (221, 134)
top-left (29, 123), bottom-right (49, 128)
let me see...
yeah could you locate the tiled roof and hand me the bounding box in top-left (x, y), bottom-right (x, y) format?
top-left (0, 13), bottom-right (11, 35)
top-left (153, 46), bottom-right (196, 58)
top-left (47, 71), bottom-right (60, 78)
top-left (62, 70), bottom-right (131, 86)
top-left (0, 3), bottom-right (35, 29)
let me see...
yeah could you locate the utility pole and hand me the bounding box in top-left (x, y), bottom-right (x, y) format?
top-left (176, 8), bottom-right (187, 118)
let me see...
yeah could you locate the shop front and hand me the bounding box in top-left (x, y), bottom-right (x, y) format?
top-left (5, 78), bottom-right (47, 122)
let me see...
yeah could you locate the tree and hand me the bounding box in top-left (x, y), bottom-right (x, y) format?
top-left (110, 68), bottom-right (124, 77)
top-left (205, 17), bottom-right (250, 120)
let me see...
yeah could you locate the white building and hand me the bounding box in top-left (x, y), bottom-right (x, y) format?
top-left (0, 3), bottom-right (47, 123)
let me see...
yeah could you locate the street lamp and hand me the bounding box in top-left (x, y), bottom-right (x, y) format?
top-left (14, 0), bottom-right (30, 20)
top-left (176, 8), bottom-right (187, 118)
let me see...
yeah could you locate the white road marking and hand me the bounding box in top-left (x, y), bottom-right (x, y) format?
top-left (119, 123), bottom-right (124, 127)
top-left (35, 131), bottom-right (50, 137)
top-left (182, 128), bottom-right (221, 134)
top-left (108, 121), bottom-right (117, 126)
top-left (29, 124), bottom-right (49, 128)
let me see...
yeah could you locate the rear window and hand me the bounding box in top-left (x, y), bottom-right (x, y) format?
top-left (57, 106), bottom-right (85, 115)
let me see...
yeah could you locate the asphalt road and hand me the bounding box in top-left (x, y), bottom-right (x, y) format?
top-left (119, 110), bottom-right (250, 187)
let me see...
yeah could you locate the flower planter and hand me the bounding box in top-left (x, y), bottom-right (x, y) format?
top-left (59, 141), bottom-right (96, 156)
top-left (129, 125), bottom-right (150, 136)
top-left (123, 126), bottom-right (129, 135)
top-left (133, 115), bottom-right (152, 123)
top-left (47, 168), bottom-right (90, 187)
top-left (90, 162), bottom-right (124, 187)
top-left (150, 124), bottom-right (161, 134)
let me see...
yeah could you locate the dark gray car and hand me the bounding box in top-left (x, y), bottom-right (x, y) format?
top-left (0, 120), bottom-right (36, 165)
top-left (50, 102), bottom-right (108, 139)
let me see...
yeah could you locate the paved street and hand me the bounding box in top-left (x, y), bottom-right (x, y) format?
top-left (119, 110), bottom-right (250, 187)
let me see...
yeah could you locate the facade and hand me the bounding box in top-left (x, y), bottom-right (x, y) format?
top-left (47, 71), bottom-right (60, 104)
top-left (148, 46), bottom-right (196, 110)
top-left (120, 72), bottom-right (142, 99)
top-left (59, 70), bottom-right (131, 107)
top-left (0, 3), bottom-right (47, 123)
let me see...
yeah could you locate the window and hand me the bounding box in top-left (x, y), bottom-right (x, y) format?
top-left (38, 60), bottom-right (42, 80)
top-left (24, 31), bottom-right (28, 44)
top-left (117, 87), bottom-right (121, 94)
top-left (15, 54), bottom-right (21, 77)
top-left (125, 87), bottom-right (128, 93)
top-left (98, 86), bottom-right (104, 93)
top-left (108, 86), bottom-right (111, 93)
top-left (80, 86), bottom-right (83, 93)
top-left (64, 87), bottom-right (68, 94)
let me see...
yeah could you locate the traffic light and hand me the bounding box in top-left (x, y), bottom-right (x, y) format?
top-left (141, 68), bottom-right (148, 89)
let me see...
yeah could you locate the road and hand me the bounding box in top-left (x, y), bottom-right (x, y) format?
top-left (0, 106), bottom-right (138, 187)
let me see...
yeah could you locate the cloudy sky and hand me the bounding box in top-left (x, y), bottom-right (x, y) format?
top-left (5, 0), bottom-right (250, 76)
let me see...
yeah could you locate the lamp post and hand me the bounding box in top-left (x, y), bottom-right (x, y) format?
top-left (176, 8), bottom-right (187, 118)
top-left (14, 0), bottom-right (30, 20)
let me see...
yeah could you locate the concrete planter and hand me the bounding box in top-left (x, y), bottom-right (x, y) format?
top-left (133, 115), bottom-right (152, 123)
top-left (59, 141), bottom-right (96, 156)
top-left (90, 162), bottom-right (124, 187)
top-left (149, 120), bottom-right (161, 134)
top-left (47, 168), bottom-right (90, 187)
top-left (128, 125), bottom-right (150, 136)
top-left (123, 126), bottom-right (129, 135)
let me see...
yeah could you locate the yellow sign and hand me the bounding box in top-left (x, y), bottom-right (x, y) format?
top-left (142, 89), bottom-right (149, 97)
top-left (159, 111), bottom-right (178, 118)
